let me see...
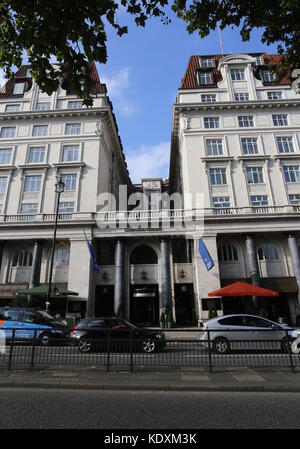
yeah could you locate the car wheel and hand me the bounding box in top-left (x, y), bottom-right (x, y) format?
top-left (141, 339), bottom-right (156, 354)
top-left (78, 339), bottom-right (92, 353)
top-left (213, 337), bottom-right (230, 354)
top-left (281, 337), bottom-right (295, 354)
top-left (39, 332), bottom-right (51, 347)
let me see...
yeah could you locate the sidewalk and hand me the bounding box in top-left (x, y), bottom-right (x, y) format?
top-left (1, 366), bottom-right (300, 392)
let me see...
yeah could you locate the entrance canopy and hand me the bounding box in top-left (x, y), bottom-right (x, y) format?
top-left (15, 284), bottom-right (78, 298)
top-left (208, 281), bottom-right (278, 297)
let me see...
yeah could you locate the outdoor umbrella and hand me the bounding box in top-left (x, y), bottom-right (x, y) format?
top-left (208, 281), bottom-right (278, 297)
top-left (15, 284), bottom-right (78, 298)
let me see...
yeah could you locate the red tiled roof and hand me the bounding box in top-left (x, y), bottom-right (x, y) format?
top-left (180, 53), bottom-right (291, 90)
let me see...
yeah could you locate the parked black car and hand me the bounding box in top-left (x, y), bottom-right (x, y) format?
top-left (71, 317), bottom-right (166, 353)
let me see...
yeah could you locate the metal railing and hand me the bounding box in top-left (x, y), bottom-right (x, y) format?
top-left (0, 328), bottom-right (299, 373)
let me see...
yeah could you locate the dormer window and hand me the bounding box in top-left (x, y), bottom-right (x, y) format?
top-left (255, 56), bottom-right (263, 66)
top-left (263, 70), bottom-right (275, 82)
top-left (230, 68), bottom-right (245, 81)
top-left (13, 82), bottom-right (25, 95)
top-left (197, 72), bottom-right (213, 85)
top-left (200, 58), bottom-right (215, 68)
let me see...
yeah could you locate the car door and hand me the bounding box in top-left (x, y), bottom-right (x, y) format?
top-left (244, 316), bottom-right (283, 350)
top-left (108, 319), bottom-right (131, 352)
top-left (86, 320), bottom-right (106, 350)
top-left (1, 309), bottom-right (23, 339)
top-left (20, 311), bottom-right (50, 340)
top-left (217, 316), bottom-right (247, 349)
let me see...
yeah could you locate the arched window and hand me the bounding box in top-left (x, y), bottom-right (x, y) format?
top-left (53, 248), bottom-right (70, 268)
top-left (12, 250), bottom-right (33, 267)
top-left (130, 246), bottom-right (158, 265)
top-left (218, 244), bottom-right (239, 262)
top-left (257, 243), bottom-right (280, 261)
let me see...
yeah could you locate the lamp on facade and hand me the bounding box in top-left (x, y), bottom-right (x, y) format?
top-left (102, 271), bottom-right (108, 281)
top-left (141, 270), bottom-right (148, 280)
top-left (46, 176), bottom-right (65, 311)
top-left (179, 269), bottom-right (186, 279)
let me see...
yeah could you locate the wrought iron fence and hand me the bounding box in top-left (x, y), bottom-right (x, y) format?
top-left (0, 328), bottom-right (299, 372)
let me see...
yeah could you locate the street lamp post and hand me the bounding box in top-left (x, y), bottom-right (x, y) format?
top-left (46, 176), bottom-right (65, 311)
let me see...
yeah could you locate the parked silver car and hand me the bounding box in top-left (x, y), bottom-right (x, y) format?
top-left (198, 314), bottom-right (300, 354)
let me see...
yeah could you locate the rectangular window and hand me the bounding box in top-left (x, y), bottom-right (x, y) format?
top-left (246, 167), bottom-right (264, 184)
top-left (32, 125), bottom-right (48, 137)
top-left (5, 104), bottom-right (20, 113)
top-left (255, 56), bottom-right (263, 66)
top-left (241, 137), bottom-right (258, 155)
top-left (20, 203), bottom-right (38, 215)
top-left (0, 148), bottom-right (12, 164)
top-left (276, 137), bottom-right (294, 153)
top-left (263, 70), bottom-right (275, 82)
top-left (36, 102), bottom-right (51, 111)
top-left (65, 123), bottom-right (81, 135)
top-left (200, 58), bottom-right (215, 68)
top-left (201, 94), bottom-right (216, 103)
top-left (61, 174), bottom-right (77, 191)
top-left (0, 177), bottom-right (7, 193)
top-left (68, 101), bottom-right (83, 109)
top-left (267, 91), bottom-right (282, 100)
top-left (62, 145), bottom-right (79, 162)
top-left (273, 114), bottom-right (288, 126)
top-left (230, 68), bottom-right (245, 81)
top-left (58, 201), bottom-right (75, 213)
top-left (283, 166), bottom-right (300, 183)
top-left (24, 175), bottom-right (42, 192)
top-left (212, 196), bottom-right (230, 208)
top-left (13, 82), bottom-right (25, 95)
top-left (289, 194), bottom-right (300, 205)
top-left (209, 168), bottom-right (227, 185)
top-left (251, 195), bottom-right (268, 207)
top-left (235, 92), bottom-right (249, 101)
top-left (238, 116), bottom-right (254, 127)
top-left (1, 127), bottom-right (16, 138)
top-left (197, 72), bottom-right (212, 85)
top-left (206, 139), bottom-right (223, 156)
top-left (28, 147), bottom-right (46, 164)
top-left (204, 117), bottom-right (219, 129)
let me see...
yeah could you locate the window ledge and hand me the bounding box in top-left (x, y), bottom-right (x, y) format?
top-left (202, 156), bottom-right (234, 162)
top-left (53, 162), bottom-right (85, 168)
top-left (0, 165), bottom-right (16, 170)
top-left (274, 154), bottom-right (300, 160)
top-left (19, 163), bottom-right (51, 169)
top-left (237, 155), bottom-right (271, 160)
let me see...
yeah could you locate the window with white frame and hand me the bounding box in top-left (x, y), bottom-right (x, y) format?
top-left (218, 244), bottom-right (238, 262)
top-left (200, 58), bottom-right (215, 68)
top-left (206, 139), bottom-right (223, 156)
top-left (238, 116), bottom-right (254, 127)
top-left (273, 114), bottom-right (288, 126)
top-left (28, 147), bottom-right (46, 164)
top-left (258, 243), bottom-right (280, 261)
top-left (1, 127), bottom-right (16, 138)
top-left (235, 92), bottom-right (249, 101)
top-left (263, 70), bottom-right (275, 82)
top-left (0, 177), bottom-right (7, 193)
top-left (276, 137), bottom-right (294, 153)
top-left (267, 91), bottom-right (282, 100)
top-left (53, 248), bottom-right (70, 267)
top-left (0, 148), bottom-right (12, 164)
top-left (201, 94), bottom-right (216, 103)
top-left (68, 101), bottom-right (83, 109)
top-left (24, 175), bottom-right (42, 192)
top-left (241, 137), bottom-right (258, 154)
top-left (283, 165), bottom-right (300, 183)
top-left (197, 72), bottom-right (212, 85)
top-left (32, 125), bottom-right (48, 137)
top-left (212, 196), bottom-right (230, 208)
top-left (12, 250), bottom-right (32, 267)
top-left (58, 201), bottom-right (75, 213)
top-left (255, 56), bottom-right (263, 66)
top-left (13, 82), bottom-right (25, 95)
top-left (61, 173), bottom-right (77, 191)
top-left (62, 145), bottom-right (79, 162)
top-left (65, 123), bottom-right (81, 135)
top-left (250, 195), bottom-right (268, 207)
top-left (230, 68), bottom-right (245, 81)
top-left (246, 166), bottom-right (264, 184)
top-left (204, 117), bottom-right (219, 129)
top-left (5, 104), bottom-right (20, 113)
top-left (20, 203), bottom-right (38, 215)
top-left (289, 194), bottom-right (300, 205)
top-left (35, 102), bottom-right (51, 111)
top-left (209, 168), bottom-right (227, 185)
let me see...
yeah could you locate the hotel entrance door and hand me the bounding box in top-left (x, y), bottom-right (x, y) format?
top-left (130, 285), bottom-right (159, 326)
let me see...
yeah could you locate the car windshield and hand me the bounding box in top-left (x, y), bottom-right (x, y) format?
top-left (121, 320), bottom-right (137, 329)
top-left (38, 311), bottom-right (61, 324)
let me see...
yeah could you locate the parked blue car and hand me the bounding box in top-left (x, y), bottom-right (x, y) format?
top-left (0, 308), bottom-right (70, 346)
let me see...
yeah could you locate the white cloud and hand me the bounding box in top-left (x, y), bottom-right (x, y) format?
top-left (126, 141), bottom-right (170, 183)
top-left (101, 67), bottom-right (138, 117)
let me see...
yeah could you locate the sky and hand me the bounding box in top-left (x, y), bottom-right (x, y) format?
top-left (0, 6), bottom-right (280, 183)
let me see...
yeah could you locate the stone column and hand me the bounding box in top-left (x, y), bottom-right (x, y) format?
top-left (246, 236), bottom-right (261, 312)
top-left (161, 238), bottom-right (172, 310)
top-left (288, 234), bottom-right (300, 306)
top-left (114, 239), bottom-right (126, 316)
top-left (29, 241), bottom-right (43, 288)
top-left (0, 241), bottom-right (4, 273)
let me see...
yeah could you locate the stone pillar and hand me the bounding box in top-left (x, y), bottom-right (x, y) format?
top-left (288, 234), bottom-right (300, 306)
top-left (161, 238), bottom-right (172, 310)
top-left (0, 241), bottom-right (4, 273)
top-left (29, 241), bottom-right (43, 288)
top-left (246, 236), bottom-right (261, 312)
top-left (114, 239), bottom-right (126, 316)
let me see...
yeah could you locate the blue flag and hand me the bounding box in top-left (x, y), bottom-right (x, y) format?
top-left (198, 238), bottom-right (215, 272)
top-left (86, 239), bottom-right (99, 273)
